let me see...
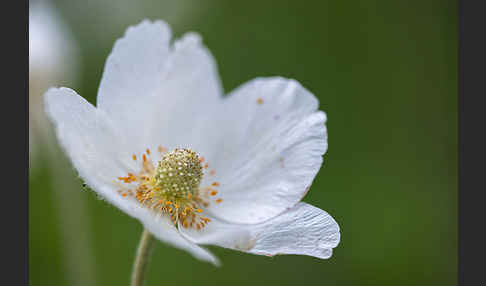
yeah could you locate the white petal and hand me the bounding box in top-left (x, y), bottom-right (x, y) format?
top-left (97, 19), bottom-right (172, 112)
top-left (96, 20), bottom-right (223, 154)
top-left (206, 77), bottom-right (328, 224)
top-left (44, 87), bottom-right (219, 265)
top-left (140, 212), bottom-right (219, 266)
top-left (248, 203), bottom-right (340, 258)
top-left (180, 203), bottom-right (340, 259)
top-left (44, 87), bottom-right (132, 206)
top-left (179, 218), bottom-right (254, 251)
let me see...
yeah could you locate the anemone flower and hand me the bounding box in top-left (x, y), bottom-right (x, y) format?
top-left (45, 19), bottom-right (340, 285)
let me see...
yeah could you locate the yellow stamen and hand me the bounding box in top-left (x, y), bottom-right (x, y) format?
top-left (121, 147), bottom-right (222, 230)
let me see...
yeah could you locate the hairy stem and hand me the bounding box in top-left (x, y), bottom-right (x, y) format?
top-left (131, 229), bottom-right (155, 286)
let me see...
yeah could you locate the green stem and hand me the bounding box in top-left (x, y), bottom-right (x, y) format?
top-left (131, 229), bottom-right (155, 286)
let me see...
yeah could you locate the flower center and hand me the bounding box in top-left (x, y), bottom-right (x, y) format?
top-left (115, 146), bottom-right (222, 230)
top-left (152, 148), bottom-right (202, 199)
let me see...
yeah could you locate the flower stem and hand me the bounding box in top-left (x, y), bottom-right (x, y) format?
top-left (131, 228), bottom-right (155, 286)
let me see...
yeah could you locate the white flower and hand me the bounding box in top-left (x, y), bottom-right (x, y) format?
top-left (29, 1), bottom-right (79, 84)
top-left (30, 0), bottom-right (80, 165)
top-left (45, 19), bottom-right (340, 266)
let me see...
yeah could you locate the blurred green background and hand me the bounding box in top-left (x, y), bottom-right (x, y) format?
top-left (29, 0), bottom-right (457, 285)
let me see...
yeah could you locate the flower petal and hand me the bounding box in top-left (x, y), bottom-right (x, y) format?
top-left (44, 87), bottom-right (219, 265)
top-left (248, 202), bottom-right (340, 258)
top-left (206, 77), bottom-right (328, 224)
top-left (180, 202), bottom-right (340, 259)
top-left (96, 19), bottom-right (223, 154)
top-left (97, 19), bottom-right (171, 113)
top-left (140, 212), bottom-right (220, 266)
top-left (44, 87), bottom-right (133, 203)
